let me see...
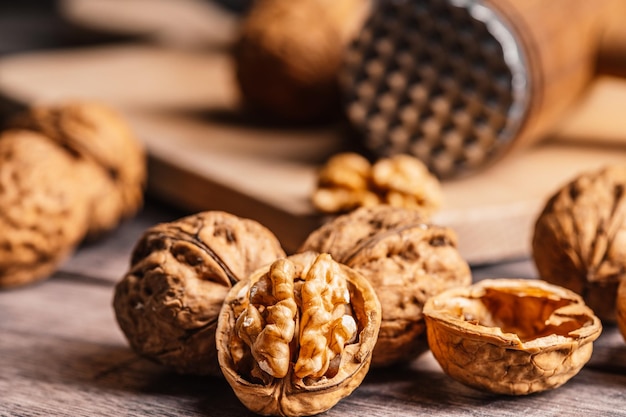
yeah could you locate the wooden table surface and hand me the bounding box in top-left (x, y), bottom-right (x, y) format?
top-left (2, 198), bottom-right (626, 417)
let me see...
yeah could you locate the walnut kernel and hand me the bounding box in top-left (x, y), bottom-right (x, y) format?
top-left (300, 205), bottom-right (471, 366)
top-left (312, 152), bottom-right (443, 215)
top-left (424, 279), bottom-right (602, 395)
top-left (532, 166), bottom-right (626, 321)
top-left (113, 211), bottom-right (286, 376)
top-left (216, 252), bottom-right (381, 417)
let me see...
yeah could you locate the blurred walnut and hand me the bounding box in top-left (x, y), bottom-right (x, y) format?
top-left (11, 101), bottom-right (146, 237)
top-left (424, 279), bottom-right (602, 395)
top-left (234, 0), bottom-right (371, 123)
top-left (0, 130), bottom-right (91, 288)
top-left (0, 101), bottom-right (145, 288)
top-left (299, 205), bottom-right (471, 366)
top-left (113, 211), bottom-right (286, 376)
top-left (216, 252), bottom-right (381, 417)
top-left (312, 152), bottom-right (443, 216)
top-left (532, 166), bottom-right (626, 322)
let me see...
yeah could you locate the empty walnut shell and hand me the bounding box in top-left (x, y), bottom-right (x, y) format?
top-left (299, 205), bottom-right (472, 366)
top-left (216, 252), bottom-right (381, 417)
top-left (0, 130), bottom-right (91, 288)
top-left (11, 101), bottom-right (146, 237)
top-left (532, 166), bottom-right (626, 322)
top-left (113, 211), bottom-right (286, 376)
top-left (424, 279), bottom-right (602, 395)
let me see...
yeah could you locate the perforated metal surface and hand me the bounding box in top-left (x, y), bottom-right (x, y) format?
top-left (341, 0), bottom-right (529, 178)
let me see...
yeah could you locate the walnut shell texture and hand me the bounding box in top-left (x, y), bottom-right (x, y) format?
top-left (299, 205), bottom-right (472, 366)
top-left (424, 279), bottom-right (602, 395)
top-left (12, 101), bottom-right (146, 237)
top-left (532, 166), bottom-right (626, 322)
top-left (0, 130), bottom-right (90, 288)
top-left (113, 211), bottom-right (286, 376)
top-left (216, 252), bottom-right (381, 417)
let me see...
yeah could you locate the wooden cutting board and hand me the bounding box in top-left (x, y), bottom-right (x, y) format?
top-left (1, 43), bottom-right (626, 263)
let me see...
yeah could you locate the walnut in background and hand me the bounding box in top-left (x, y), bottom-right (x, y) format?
top-left (11, 101), bottom-right (146, 237)
top-left (312, 152), bottom-right (443, 216)
top-left (233, 0), bottom-right (371, 123)
top-left (533, 165), bottom-right (626, 322)
top-left (0, 101), bottom-right (145, 288)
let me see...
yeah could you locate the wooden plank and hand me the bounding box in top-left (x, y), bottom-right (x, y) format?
top-left (2, 271), bottom-right (626, 416)
top-left (2, 45), bottom-right (626, 263)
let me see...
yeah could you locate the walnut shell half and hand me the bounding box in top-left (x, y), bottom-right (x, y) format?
top-left (300, 205), bottom-right (471, 366)
top-left (216, 252), bottom-right (381, 417)
top-left (423, 279), bottom-right (602, 395)
top-left (113, 211), bottom-right (285, 375)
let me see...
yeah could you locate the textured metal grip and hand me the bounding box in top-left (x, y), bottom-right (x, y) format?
top-left (340, 0), bottom-right (530, 178)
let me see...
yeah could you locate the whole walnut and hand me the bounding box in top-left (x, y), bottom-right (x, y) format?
top-left (234, 0), bottom-right (371, 123)
top-left (0, 130), bottom-right (91, 288)
top-left (216, 251), bottom-right (381, 417)
top-left (532, 166), bottom-right (626, 322)
top-left (299, 205), bottom-right (472, 366)
top-left (11, 101), bottom-right (146, 237)
top-left (0, 101), bottom-right (145, 288)
top-left (113, 211), bottom-right (286, 376)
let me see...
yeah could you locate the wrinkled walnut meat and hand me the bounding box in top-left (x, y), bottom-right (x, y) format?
top-left (300, 205), bottom-right (471, 366)
top-left (0, 101), bottom-right (145, 288)
top-left (216, 252), bottom-right (381, 417)
top-left (532, 166), bottom-right (626, 321)
top-left (312, 152), bottom-right (443, 216)
top-left (113, 211), bottom-right (285, 376)
top-left (423, 279), bottom-right (602, 395)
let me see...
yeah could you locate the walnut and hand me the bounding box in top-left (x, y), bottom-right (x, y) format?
top-left (113, 211), bottom-right (286, 376)
top-left (532, 166), bottom-right (626, 322)
top-left (299, 205), bottom-right (471, 366)
top-left (11, 101), bottom-right (146, 237)
top-left (423, 279), bottom-right (602, 395)
top-left (233, 0), bottom-right (371, 123)
top-left (0, 130), bottom-right (91, 288)
top-left (312, 152), bottom-right (443, 216)
top-left (0, 101), bottom-right (145, 288)
top-left (216, 251), bottom-right (381, 417)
